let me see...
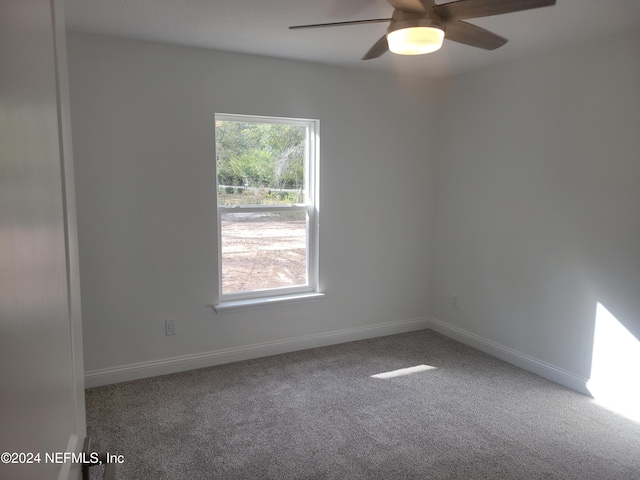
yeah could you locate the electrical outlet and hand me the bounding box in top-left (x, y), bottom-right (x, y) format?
top-left (452, 296), bottom-right (458, 309)
top-left (165, 319), bottom-right (176, 336)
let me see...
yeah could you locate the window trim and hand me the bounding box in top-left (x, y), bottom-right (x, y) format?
top-left (214, 113), bottom-right (320, 310)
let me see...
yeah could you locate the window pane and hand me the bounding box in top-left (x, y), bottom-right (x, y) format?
top-left (220, 211), bottom-right (307, 294)
top-left (216, 121), bottom-right (307, 205)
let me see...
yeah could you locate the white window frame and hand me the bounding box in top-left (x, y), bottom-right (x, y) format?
top-left (214, 113), bottom-right (322, 312)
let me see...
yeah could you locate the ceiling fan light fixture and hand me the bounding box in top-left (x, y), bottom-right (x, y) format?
top-left (387, 20), bottom-right (445, 56)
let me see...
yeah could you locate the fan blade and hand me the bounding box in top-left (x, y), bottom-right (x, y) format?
top-left (289, 18), bottom-right (391, 30)
top-left (362, 35), bottom-right (389, 60)
top-left (387, 0), bottom-right (429, 13)
top-left (434, 0), bottom-right (556, 21)
top-left (445, 20), bottom-right (508, 50)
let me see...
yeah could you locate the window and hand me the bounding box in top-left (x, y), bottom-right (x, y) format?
top-left (214, 114), bottom-right (321, 310)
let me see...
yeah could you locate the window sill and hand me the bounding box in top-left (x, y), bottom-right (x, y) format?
top-left (214, 292), bottom-right (325, 313)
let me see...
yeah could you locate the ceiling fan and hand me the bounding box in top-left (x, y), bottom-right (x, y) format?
top-left (289, 0), bottom-right (557, 59)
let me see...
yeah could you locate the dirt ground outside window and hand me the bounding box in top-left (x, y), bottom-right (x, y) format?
top-left (220, 213), bottom-right (307, 294)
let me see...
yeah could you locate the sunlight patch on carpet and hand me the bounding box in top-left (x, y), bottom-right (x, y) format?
top-left (371, 364), bottom-right (436, 379)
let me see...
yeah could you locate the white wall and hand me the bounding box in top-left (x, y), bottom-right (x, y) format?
top-left (67, 32), bottom-right (438, 385)
top-left (431, 28), bottom-right (640, 385)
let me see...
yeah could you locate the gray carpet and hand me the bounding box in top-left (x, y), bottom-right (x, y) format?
top-left (86, 330), bottom-right (640, 479)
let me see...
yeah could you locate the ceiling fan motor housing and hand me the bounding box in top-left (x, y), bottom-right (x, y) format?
top-left (387, 9), bottom-right (446, 36)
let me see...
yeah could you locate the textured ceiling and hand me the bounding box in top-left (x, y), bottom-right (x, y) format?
top-left (64, 0), bottom-right (640, 78)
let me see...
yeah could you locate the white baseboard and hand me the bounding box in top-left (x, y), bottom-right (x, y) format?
top-left (427, 317), bottom-right (590, 395)
top-left (85, 317), bottom-right (431, 388)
